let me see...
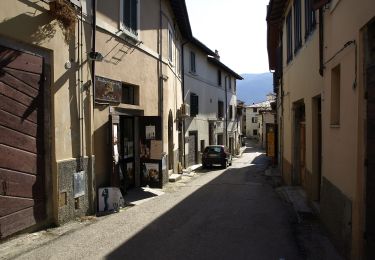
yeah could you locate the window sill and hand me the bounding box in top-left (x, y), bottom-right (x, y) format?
top-left (330, 124), bottom-right (340, 128)
top-left (119, 28), bottom-right (139, 44)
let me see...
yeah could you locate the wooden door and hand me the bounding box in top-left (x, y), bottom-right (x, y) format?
top-left (366, 21), bottom-right (375, 259)
top-left (0, 46), bottom-right (46, 239)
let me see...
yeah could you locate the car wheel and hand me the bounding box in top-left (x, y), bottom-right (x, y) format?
top-left (222, 160), bottom-right (227, 169)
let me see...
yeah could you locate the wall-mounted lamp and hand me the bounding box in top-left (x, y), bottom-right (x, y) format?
top-left (88, 51), bottom-right (104, 62)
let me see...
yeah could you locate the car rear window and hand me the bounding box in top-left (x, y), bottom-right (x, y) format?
top-left (204, 147), bottom-right (222, 153)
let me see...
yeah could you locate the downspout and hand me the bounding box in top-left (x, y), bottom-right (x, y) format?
top-left (159, 0), bottom-right (164, 155)
top-left (319, 7), bottom-right (324, 76)
top-left (77, 6), bottom-right (83, 172)
top-left (181, 40), bottom-right (189, 168)
top-left (225, 76), bottom-right (228, 146)
top-left (90, 0), bottom-right (97, 212)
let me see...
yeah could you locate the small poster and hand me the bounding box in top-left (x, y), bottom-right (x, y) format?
top-left (143, 163), bottom-right (160, 182)
top-left (145, 125), bottom-right (156, 139)
top-left (150, 140), bottom-right (163, 160)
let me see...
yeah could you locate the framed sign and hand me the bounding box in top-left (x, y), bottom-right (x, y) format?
top-left (95, 76), bottom-right (122, 103)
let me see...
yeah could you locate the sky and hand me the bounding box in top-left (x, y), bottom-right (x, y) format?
top-left (185, 0), bottom-right (270, 75)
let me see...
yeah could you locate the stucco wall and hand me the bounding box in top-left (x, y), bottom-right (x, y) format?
top-left (281, 0), bottom-right (323, 184)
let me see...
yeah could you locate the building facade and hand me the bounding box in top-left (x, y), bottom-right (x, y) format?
top-left (267, 0), bottom-right (375, 258)
top-left (0, 0), bottom-right (192, 239)
top-left (182, 38), bottom-right (242, 166)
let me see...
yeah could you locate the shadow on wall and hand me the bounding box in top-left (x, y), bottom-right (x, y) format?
top-left (105, 156), bottom-right (296, 259)
top-left (0, 11), bottom-right (56, 45)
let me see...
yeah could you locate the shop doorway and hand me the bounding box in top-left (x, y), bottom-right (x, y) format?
top-left (120, 117), bottom-right (135, 189)
top-left (365, 19), bottom-right (375, 259)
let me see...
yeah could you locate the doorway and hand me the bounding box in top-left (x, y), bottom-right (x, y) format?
top-left (293, 102), bottom-right (306, 186)
top-left (168, 110), bottom-right (174, 171)
top-left (0, 45), bottom-right (47, 238)
top-left (313, 96), bottom-right (322, 201)
top-left (188, 131), bottom-right (198, 166)
top-left (120, 117), bottom-right (135, 189)
top-left (365, 19), bottom-right (375, 259)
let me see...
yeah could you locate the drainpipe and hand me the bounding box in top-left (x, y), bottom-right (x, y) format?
top-left (159, 0), bottom-right (164, 158)
top-left (181, 40), bottom-right (189, 168)
top-left (319, 7), bottom-right (324, 76)
top-left (90, 0), bottom-right (97, 212)
top-left (225, 76), bottom-right (228, 146)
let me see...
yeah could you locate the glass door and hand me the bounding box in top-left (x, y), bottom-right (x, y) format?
top-left (121, 116), bottom-right (135, 189)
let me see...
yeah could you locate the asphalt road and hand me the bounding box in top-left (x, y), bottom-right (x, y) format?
top-left (10, 143), bottom-right (302, 260)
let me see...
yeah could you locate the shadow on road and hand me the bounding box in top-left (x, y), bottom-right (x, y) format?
top-left (105, 151), bottom-right (300, 260)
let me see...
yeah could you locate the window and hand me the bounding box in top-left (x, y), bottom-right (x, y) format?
top-left (122, 83), bottom-right (139, 105)
top-left (286, 10), bottom-right (293, 63)
top-left (176, 47), bottom-right (181, 76)
top-left (252, 117), bottom-right (258, 123)
top-left (253, 108), bottom-right (258, 113)
top-left (168, 28), bottom-right (174, 62)
top-left (218, 70), bottom-right (222, 86)
top-left (253, 129), bottom-right (258, 136)
top-left (190, 93), bottom-right (199, 117)
top-left (331, 64), bottom-right (341, 125)
top-left (229, 105), bottom-right (233, 119)
top-left (218, 101), bottom-right (224, 118)
top-left (305, 0), bottom-right (316, 38)
top-left (120, 0), bottom-right (138, 36)
top-left (234, 80), bottom-right (236, 92)
top-left (294, 0), bottom-right (302, 53)
top-left (228, 76), bottom-right (232, 90)
top-left (190, 51), bottom-right (196, 73)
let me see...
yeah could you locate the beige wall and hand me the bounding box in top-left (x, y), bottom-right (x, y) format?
top-left (0, 0), bottom-right (94, 223)
top-left (93, 0), bottom-right (184, 188)
top-left (281, 0), bottom-right (323, 184)
top-left (321, 1), bottom-right (375, 258)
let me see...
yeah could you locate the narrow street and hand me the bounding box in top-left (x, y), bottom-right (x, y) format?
top-left (2, 142), bottom-right (311, 260)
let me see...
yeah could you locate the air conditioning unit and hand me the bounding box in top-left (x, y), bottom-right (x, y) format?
top-left (180, 103), bottom-right (190, 118)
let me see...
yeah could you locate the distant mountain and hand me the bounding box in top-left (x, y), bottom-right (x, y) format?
top-left (236, 73), bottom-right (273, 105)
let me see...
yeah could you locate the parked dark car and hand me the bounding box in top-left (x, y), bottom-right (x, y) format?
top-left (201, 145), bottom-right (232, 169)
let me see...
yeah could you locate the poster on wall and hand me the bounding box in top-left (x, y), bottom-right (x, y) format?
top-left (145, 125), bottom-right (156, 139)
top-left (150, 140), bottom-right (163, 160)
top-left (142, 163), bottom-right (160, 183)
top-left (95, 76), bottom-right (122, 103)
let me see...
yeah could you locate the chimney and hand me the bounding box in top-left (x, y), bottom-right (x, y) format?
top-left (214, 49), bottom-right (220, 60)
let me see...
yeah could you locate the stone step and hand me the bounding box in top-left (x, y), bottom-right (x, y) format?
top-left (169, 174), bottom-right (182, 182)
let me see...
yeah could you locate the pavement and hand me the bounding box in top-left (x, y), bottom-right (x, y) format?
top-left (0, 141), bottom-right (342, 260)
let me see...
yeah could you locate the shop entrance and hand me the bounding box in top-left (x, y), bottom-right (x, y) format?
top-left (120, 117), bottom-right (135, 190)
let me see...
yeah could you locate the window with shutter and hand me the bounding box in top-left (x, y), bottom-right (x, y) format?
top-left (190, 93), bottom-right (199, 117)
top-left (120, 0), bottom-right (138, 36)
